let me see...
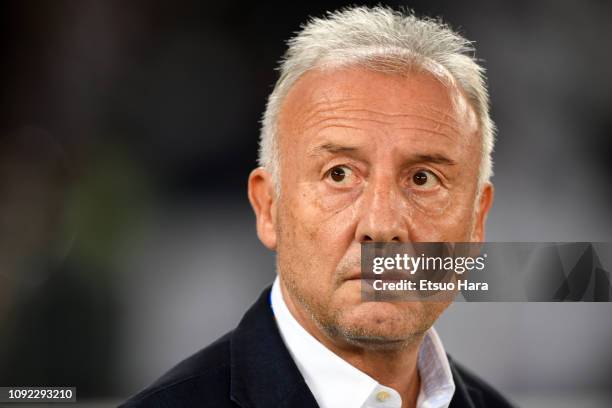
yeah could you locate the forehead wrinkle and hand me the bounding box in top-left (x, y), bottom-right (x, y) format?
top-left (302, 109), bottom-right (463, 143)
top-left (333, 102), bottom-right (460, 123)
top-left (415, 103), bottom-right (461, 123)
top-left (316, 123), bottom-right (364, 134)
top-left (395, 127), bottom-right (455, 141)
top-left (305, 115), bottom-right (396, 134)
top-left (329, 107), bottom-right (463, 136)
top-left (298, 96), bottom-right (365, 130)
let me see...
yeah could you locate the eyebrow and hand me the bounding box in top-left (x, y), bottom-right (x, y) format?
top-left (308, 142), bottom-right (457, 166)
top-left (307, 142), bottom-right (359, 157)
top-left (412, 153), bottom-right (457, 166)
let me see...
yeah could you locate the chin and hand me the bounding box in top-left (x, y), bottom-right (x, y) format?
top-left (333, 301), bottom-right (431, 345)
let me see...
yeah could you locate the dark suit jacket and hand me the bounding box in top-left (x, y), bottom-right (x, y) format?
top-left (121, 287), bottom-right (514, 407)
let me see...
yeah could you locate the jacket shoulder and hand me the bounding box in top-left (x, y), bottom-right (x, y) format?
top-left (451, 358), bottom-right (516, 408)
top-left (120, 331), bottom-right (236, 408)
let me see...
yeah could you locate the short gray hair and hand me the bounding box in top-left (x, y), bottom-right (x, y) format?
top-left (258, 6), bottom-right (495, 192)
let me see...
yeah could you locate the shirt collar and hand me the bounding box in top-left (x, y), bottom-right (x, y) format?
top-left (270, 276), bottom-right (455, 408)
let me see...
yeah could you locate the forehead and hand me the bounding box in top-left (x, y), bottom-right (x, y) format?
top-left (277, 66), bottom-right (478, 148)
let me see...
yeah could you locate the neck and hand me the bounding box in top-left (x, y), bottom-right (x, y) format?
top-left (280, 282), bottom-right (423, 408)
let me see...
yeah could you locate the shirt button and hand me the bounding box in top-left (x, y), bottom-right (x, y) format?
top-left (376, 391), bottom-right (390, 402)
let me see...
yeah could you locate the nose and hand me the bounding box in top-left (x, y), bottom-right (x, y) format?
top-left (355, 175), bottom-right (410, 243)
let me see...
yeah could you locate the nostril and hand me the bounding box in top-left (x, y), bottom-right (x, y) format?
top-left (363, 235), bottom-right (373, 242)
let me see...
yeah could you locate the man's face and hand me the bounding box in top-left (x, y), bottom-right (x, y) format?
top-left (250, 66), bottom-right (493, 347)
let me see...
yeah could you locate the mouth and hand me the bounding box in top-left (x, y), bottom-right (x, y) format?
top-left (343, 275), bottom-right (409, 283)
top-left (344, 269), bottom-right (412, 281)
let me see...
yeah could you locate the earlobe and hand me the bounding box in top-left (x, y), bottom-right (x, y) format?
top-left (472, 183), bottom-right (494, 242)
top-left (248, 167), bottom-right (278, 250)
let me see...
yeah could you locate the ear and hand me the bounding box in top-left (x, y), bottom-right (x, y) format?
top-left (248, 167), bottom-right (278, 250)
top-left (471, 182), bottom-right (494, 242)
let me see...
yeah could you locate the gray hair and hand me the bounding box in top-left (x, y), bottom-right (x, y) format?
top-left (258, 6), bottom-right (495, 193)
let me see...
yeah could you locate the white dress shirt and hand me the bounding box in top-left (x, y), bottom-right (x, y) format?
top-left (270, 276), bottom-right (455, 408)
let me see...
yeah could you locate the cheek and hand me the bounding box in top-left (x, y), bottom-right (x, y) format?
top-left (276, 183), bottom-right (356, 279)
top-left (405, 188), bottom-right (452, 217)
top-left (404, 188), bottom-right (477, 242)
top-left (296, 181), bottom-right (361, 241)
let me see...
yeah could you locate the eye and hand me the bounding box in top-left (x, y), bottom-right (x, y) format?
top-left (327, 165), bottom-right (354, 185)
top-left (410, 169), bottom-right (439, 189)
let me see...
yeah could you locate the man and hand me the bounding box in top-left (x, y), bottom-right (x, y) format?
top-left (122, 6), bottom-right (512, 408)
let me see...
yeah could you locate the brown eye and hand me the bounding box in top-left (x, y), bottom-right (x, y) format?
top-left (328, 165), bottom-right (353, 184)
top-left (413, 171), bottom-right (428, 185)
top-left (411, 170), bottom-right (439, 189)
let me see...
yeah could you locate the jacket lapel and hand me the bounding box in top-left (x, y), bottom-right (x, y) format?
top-left (448, 356), bottom-right (480, 408)
top-left (230, 286), bottom-right (319, 408)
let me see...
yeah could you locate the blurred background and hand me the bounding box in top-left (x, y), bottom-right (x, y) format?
top-left (1, 0), bottom-right (611, 407)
